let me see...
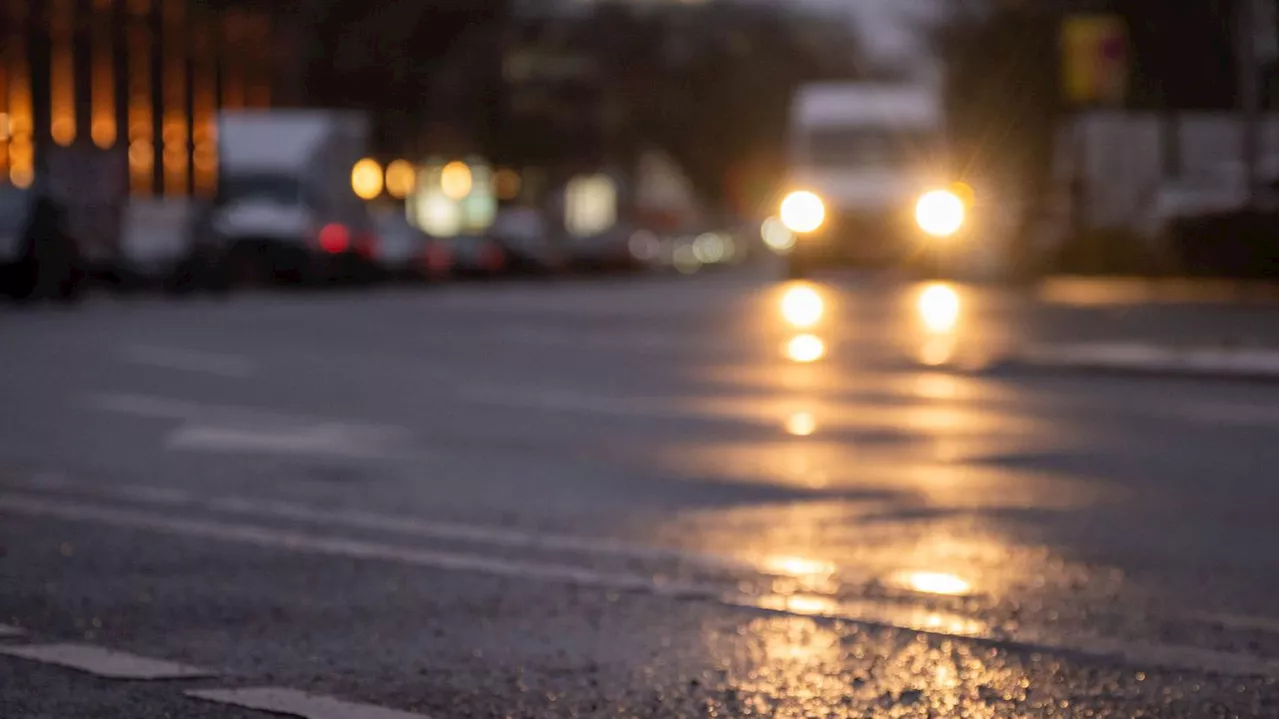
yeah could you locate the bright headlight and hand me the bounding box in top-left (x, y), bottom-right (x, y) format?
top-left (914, 189), bottom-right (965, 238)
top-left (779, 191), bottom-right (825, 234)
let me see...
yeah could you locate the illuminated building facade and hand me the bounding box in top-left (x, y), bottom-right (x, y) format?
top-left (0, 0), bottom-right (282, 195)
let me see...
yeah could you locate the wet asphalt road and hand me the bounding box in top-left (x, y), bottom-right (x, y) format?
top-left (0, 272), bottom-right (1276, 718)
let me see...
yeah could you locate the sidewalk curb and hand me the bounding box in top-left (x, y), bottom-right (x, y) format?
top-left (977, 343), bottom-right (1278, 382)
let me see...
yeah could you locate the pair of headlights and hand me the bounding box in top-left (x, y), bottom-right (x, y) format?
top-left (779, 186), bottom-right (968, 239)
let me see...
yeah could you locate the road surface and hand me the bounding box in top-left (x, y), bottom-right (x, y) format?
top-left (1, 274), bottom-right (1276, 717)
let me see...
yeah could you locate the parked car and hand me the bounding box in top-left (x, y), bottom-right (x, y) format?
top-left (182, 110), bottom-right (378, 289)
top-left (371, 207), bottom-right (451, 282)
top-left (445, 235), bottom-right (507, 279)
top-left (0, 184), bottom-right (83, 303)
top-left (488, 204), bottom-right (560, 274)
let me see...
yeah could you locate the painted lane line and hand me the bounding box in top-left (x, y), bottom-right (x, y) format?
top-left (1179, 611), bottom-right (1280, 633)
top-left (87, 393), bottom-right (407, 436)
top-left (0, 624), bottom-right (26, 638)
top-left (7, 474), bottom-right (763, 575)
top-left (0, 491), bottom-right (1274, 678)
top-left (0, 643), bottom-right (215, 679)
top-left (165, 424), bottom-right (404, 459)
top-left (120, 345), bottom-right (256, 378)
top-left (187, 687), bottom-right (432, 719)
top-left (1015, 343), bottom-right (1278, 378)
top-left (0, 492), bottom-right (700, 596)
top-left (86, 393), bottom-right (412, 458)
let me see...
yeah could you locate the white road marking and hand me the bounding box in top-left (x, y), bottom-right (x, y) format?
top-left (0, 643), bottom-right (215, 679)
top-left (86, 393), bottom-right (411, 457)
top-left (7, 473), bottom-right (760, 574)
top-left (1017, 343), bottom-right (1278, 378)
top-left (0, 491), bottom-right (690, 595)
top-left (120, 345), bottom-right (256, 378)
top-left (88, 393), bottom-right (403, 433)
top-left (166, 424), bottom-right (401, 458)
top-left (187, 687), bottom-right (432, 719)
top-left (495, 326), bottom-right (720, 353)
top-left (1180, 610), bottom-right (1280, 633)
top-left (457, 386), bottom-right (692, 419)
top-left (0, 489), bottom-right (1274, 677)
top-left (0, 624), bottom-right (26, 638)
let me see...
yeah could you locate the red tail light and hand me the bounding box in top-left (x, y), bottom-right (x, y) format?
top-left (318, 223), bottom-right (350, 254)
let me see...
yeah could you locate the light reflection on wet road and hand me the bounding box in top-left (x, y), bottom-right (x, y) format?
top-left (0, 274), bottom-right (1275, 716)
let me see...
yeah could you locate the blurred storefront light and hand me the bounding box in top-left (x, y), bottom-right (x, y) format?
top-left (414, 191), bottom-right (461, 237)
top-left (492, 168), bottom-right (522, 200)
top-left (351, 158), bottom-right (383, 200)
top-left (672, 243), bottom-right (700, 274)
top-left (761, 216), bottom-right (796, 253)
top-left (692, 233), bottom-right (726, 263)
top-left (565, 173), bottom-right (617, 237)
top-left (460, 162), bottom-right (496, 232)
top-left (384, 160), bottom-right (416, 199)
top-left (441, 161), bottom-right (472, 200)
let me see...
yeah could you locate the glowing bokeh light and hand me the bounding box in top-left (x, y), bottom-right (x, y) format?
top-left (915, 188), bottom-right (965, 238)
top-left (917, 282), bottom-right (961, 333)
top-left (351, 158), bottom-right (383, 200)
top-left (384, 159), bottom-right (416, 199)
top-left (785, 334), bottom-right (826, 363)
top-left (779, 190), bottom-right (825, 233)
top-left (784, 411), bottom-right (817, 437)
top-left (780, 284), bottom-right (824, 328)
top-left (440, 161), bottom-right (473, 200)
top-left (760, 216), bottom-right (796, 253)
top-left (890, 570), bottom-right (972, 596)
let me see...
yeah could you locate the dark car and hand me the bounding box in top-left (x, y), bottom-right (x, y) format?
top-left (0, 184), bottom-right (83, 303)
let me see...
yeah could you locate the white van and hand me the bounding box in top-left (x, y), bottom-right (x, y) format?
top-left (780, 82), bottom-right (970, 276)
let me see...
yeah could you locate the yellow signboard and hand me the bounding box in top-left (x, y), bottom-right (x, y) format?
top-left (1061, 15), bottom-right (1128, 106)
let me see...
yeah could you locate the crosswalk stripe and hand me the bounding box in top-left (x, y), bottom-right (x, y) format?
top-left (187, 687), bottom-right (432, 719)
top-left (0, 624), bottom-right (26, 638)
top-left (0, 643), bottom-right (215, 679)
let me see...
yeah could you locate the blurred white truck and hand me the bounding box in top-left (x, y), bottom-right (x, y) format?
top-left (179, 110), bottom-right (377, 289)
top-left (780, 82), bottom-right (982, 276)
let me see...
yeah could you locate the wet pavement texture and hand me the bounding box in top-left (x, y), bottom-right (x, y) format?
top-left (0, 273), bottom-right (1276, 717)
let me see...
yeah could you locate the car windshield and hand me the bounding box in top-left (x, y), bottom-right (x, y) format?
top-left (804, 127), bottom-right (939, 168)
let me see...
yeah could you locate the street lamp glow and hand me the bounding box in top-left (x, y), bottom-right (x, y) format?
top-left (780, 190), bottom-right (825, 234)
top-left (915, 189), bottom-right (965, 238)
